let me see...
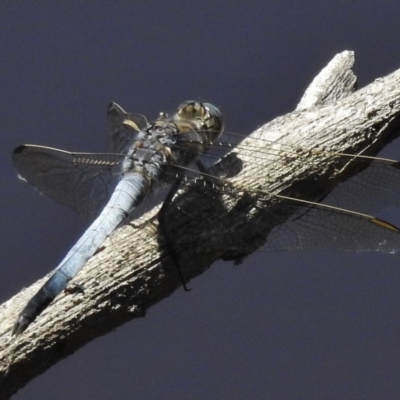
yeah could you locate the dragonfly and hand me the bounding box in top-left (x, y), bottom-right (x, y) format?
top-left (11, 100), bottom-right (226, 335)
top-left (12, 100), bottom-right (400, 335)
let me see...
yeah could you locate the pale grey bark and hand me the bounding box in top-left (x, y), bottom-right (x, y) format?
top-left (2, 50), bottom-right (400, 398)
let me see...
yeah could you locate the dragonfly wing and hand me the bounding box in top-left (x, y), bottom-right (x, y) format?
top-left (201, 129), bottom-right (400, 214)
top-left (107, 102), bottom-right (148, 153)
top-left (322, 159), bottom-right (400, 213)
top-left (259, 200), bottom-right (400, 253)
top-left (13, 145), bottom-right (124, 220)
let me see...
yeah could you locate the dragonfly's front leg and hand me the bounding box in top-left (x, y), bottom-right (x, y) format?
top-left (158, 175), bottom-right (191, 292)
top-left (157, 156), bottom-right (243, 291)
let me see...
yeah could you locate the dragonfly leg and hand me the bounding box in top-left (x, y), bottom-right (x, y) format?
top-left (197, 153), bottom-right (243, 185)
top-left (158, 176), bottom-right (190, 292)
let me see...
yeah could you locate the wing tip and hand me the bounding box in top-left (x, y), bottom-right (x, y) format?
top-left (12, 145), bottom-right (30, 167)
top-left (371, 217), bottom-right (400, 232)
top-left (13, 145), bottom-right (28, 155)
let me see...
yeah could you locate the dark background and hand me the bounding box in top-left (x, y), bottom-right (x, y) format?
top-left (2, 2), bottom-right (400, 399)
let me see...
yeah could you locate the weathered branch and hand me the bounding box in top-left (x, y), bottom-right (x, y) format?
top-left (2, 50), bottom-right (400, 398)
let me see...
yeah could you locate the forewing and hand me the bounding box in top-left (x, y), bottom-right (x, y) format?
top-left (201, 131), bottom-right (400, 214)
top-left (264, 158), bottom-right (400, 252)
top-left (170, 137), bottom-right (400, 255)
top-left (260, 199), bottom-right (400, 253)
top-left (322, 159), bottom-right (400, 213)
top-left (13, 145), bottom-right (124, 220)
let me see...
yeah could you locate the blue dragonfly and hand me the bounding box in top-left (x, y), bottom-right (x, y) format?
top-left (12, 100), bottom-right (226, 335)
top-left (12, 100), bottom-right (400, 335)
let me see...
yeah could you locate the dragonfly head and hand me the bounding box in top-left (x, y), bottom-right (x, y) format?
top-left (176, 100), bottom-right (225, 143)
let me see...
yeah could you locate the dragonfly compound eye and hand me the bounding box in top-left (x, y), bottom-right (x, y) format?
top-left (176, 100), bottom-right (225, 143)
top-left (203, 102), bottom-right (224, 138)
